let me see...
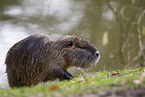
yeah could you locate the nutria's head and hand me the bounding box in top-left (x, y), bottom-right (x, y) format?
top-left (53, 35), bottom-right (100, 68)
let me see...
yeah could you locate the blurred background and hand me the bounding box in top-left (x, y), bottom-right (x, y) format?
top-left (0, 0), bottom-right (145, 88)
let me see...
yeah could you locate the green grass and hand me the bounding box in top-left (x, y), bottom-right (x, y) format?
top-left (0, 67), bottom-right (145, 97)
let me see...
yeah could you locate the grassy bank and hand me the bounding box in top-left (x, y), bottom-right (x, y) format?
top-left (0, 67), bottom-right (145, 97)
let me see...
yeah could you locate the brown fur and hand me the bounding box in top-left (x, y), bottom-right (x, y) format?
top-left (5, 34), bottom-right (100, 87)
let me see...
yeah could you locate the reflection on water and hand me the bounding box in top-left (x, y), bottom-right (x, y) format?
top-left (0, 0), bottom-right (145, 88)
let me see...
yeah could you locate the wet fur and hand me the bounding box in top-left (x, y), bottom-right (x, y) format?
top-left (5, 34), bottom-right (99, 87)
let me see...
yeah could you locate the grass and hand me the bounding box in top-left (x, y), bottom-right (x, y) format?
top-left (0, 67), bottom-right (145, 97)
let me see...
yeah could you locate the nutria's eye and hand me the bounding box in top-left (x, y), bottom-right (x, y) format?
top-left (66, 41), bottom-right (73, 47)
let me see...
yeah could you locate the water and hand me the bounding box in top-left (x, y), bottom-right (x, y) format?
top-left (0, 0), bottom-right (144, 88)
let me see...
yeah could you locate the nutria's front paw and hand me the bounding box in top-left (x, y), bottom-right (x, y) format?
top-left (58, 69), bottom-right (74, 81)
top-left (60, 75), bottom-right (73, 81)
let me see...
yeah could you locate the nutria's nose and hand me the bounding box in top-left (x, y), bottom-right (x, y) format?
top-left (95, 51), bottom-right (100, 58)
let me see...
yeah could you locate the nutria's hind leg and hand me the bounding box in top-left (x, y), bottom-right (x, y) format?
top-left (8, 79), bottom-right (29, 88)
top-left (9, 79), bottom-right (33, 88)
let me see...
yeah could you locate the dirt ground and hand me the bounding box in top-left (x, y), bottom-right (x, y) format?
top-left (70, 87), bottom-right (145, 97)
top-left (114, 87), bottom-right (145, 97)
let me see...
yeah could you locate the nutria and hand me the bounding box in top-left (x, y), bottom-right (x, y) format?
top-left (5, 34), bottom-right (100, 87)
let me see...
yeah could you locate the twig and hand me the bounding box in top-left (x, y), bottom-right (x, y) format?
top-left (127, 50), bottom-right (143, 67)
top-left (124, 0), bottom-right (141, 39)
top-left (137, 10), bottom-right (145, 60)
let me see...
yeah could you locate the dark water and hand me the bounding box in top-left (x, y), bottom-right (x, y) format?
top-left (0, 0), bottom-right (145, 88)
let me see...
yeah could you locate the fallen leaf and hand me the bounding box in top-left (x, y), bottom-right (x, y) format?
top-left (110, 72), bottom-right (120, 77)
top-left (49, 85), bottom-right (59, 91)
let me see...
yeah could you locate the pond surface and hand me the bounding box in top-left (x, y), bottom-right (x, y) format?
top-left (0, 0), bottom-right (145, 88)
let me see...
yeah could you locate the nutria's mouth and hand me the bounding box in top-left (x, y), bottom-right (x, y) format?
top-left (81, 53), bottom-right (100, 68)
top-left (81, 58), bottom-right (96, 68)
